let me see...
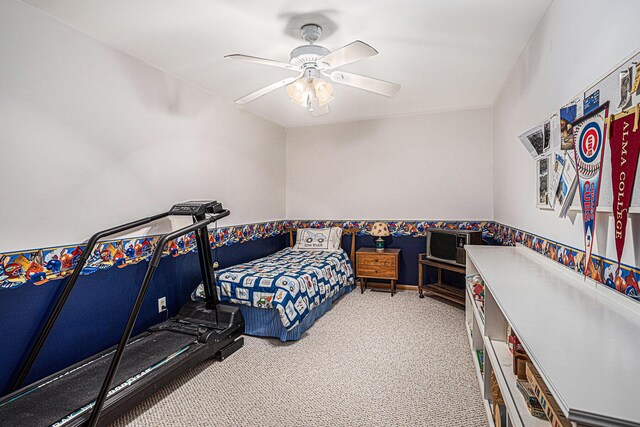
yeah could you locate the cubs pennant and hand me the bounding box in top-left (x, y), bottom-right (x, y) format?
top-left (609, 104), bottom-right (640, 270)
top-left (572, 101), bottom-right (610, 275)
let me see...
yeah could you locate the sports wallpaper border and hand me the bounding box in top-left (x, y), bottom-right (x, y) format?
top-left (488, 223), bottom-right (639, 301)
top-left (0, 221), bottom-right (286, 289)
top-left (1, 219), bottom-right (638, 302)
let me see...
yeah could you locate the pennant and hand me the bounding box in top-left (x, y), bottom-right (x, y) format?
top-left (609, 104), bottom-right (640, 269)
top-left (572, 102), bottom-right (610, 274)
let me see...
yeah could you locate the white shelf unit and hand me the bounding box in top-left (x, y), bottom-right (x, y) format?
top-left (465, 244), bottom-right (640, 427)
top-left (465, 261), bottom-right (493, 425)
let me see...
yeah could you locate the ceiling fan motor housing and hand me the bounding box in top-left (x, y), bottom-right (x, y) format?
top-left (289, 44), bottom-right (331, 68)
top-left (289, 24), bottom-right (330, 68)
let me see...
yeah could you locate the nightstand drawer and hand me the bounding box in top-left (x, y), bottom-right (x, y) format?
top-left (357, 255), bottom-right (396, 268)
top-left (357, 264), bottom-right (396, 279)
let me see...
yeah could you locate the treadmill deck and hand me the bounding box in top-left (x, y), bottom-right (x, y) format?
top-left (0, 331), bottom-right (198, 427)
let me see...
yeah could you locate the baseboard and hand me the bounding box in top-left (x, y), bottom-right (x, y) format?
top-left (355, 281), bottom-right (418, 291)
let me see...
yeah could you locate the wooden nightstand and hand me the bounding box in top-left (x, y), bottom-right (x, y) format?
top-left (356, 248), bottom-right (401, 296)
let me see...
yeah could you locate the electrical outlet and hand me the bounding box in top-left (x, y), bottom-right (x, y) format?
top-left (158, 297), bottom-right (167, 313)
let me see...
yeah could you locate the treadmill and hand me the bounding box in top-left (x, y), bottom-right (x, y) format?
top-left (0, 201), bottom-right (244, 427)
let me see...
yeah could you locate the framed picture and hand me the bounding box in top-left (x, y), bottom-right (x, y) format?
top-left (519, 124), bottom-right (546, 158)
top-left (543, 120), bottom-right (551, 153)
top-left (536, 155), bottom-right (551, 209)
top-left (560, 98), bottom-right (582, 150)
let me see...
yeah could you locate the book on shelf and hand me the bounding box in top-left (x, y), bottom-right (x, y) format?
top-left (527, 402), bottom-right (548, 420)
top-left (526, 363), bottom-right (571, 427)
top-left (516, 379), bottom-right (547, 419)
top-left (493, 403), bottom-right (507, 427)
top-left (476, 350), bottom-right (484, 375)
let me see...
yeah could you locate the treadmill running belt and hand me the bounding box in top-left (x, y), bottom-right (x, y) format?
top-left (0, 331), bottom-right (197, 427)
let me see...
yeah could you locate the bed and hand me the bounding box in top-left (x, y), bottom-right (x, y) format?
top-left (197, 228), bottom-right (357, 341)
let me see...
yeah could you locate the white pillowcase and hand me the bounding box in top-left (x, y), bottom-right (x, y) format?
top-left (293, 227), bottom-right (343, 251)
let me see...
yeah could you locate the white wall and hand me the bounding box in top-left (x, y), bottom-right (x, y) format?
top-left (493, 0), bottom-right (640, 266)
top-left (0, 1), bottom-right (285, 253)
top-left (286, 108), bottom-right (493, 220)
top-left (9, 0), bottom-right (640, 267)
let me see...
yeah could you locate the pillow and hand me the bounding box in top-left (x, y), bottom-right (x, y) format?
top-left (293, 227), bottom-right (343, 251)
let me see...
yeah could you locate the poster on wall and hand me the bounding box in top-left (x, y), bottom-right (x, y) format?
top-left (549, 153), bottom-right (564, 209)
top-left (558, 154), bottom-right (578, 218)
top-left (536, 154), bottom-right (551, 209)
top-left (584, 90), bottom-right (600, 115)
top-left (584, 53), bottom-right (640, 117)
top-left (519, 124), bottom-right (547, 159)
top-left (633, 62), bottom-right (640, 96)
top-left (571, 50), bottom-right (640, 212)
top-left (572, 102), bottom-right (610, 273)
top-left (609, 104), bottom-right (640, 269)
top-left (560, 98), bottom-right (583, 150)
top-left (543, 119), bottom-right (551, 153)
top-left (550, 113), bottom-right (561, 152)
top-left (519, 50), bottom-right (640, 216)
top-left (618, 67), bottom-right (633, 111)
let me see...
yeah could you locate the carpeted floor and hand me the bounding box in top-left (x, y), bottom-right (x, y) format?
top-left (112, 289), bottom-right (488, 427)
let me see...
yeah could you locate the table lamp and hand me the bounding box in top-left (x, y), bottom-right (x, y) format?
top-left (371, 222), bottom-right (390, 252)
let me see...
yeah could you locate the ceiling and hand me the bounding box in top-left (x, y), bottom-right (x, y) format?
top-left (23, 0), bottom-right (552, 128)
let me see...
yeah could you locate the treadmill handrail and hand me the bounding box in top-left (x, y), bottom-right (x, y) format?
top-left (87, 213), bottom-right (227, 427)
top-left (149, 217), bottom-right (221, 268)
top-left (10, 212), bottom-right (171, 393)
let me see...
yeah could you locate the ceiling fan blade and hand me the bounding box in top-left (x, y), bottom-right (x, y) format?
top-left (225, 54), bottom-right (298, 71)
top-left (235, 76), bottom-right (300, 104)
top-left (320, 41), bottom-right (378, 69)
top-left (329, 71), bottom-right (400, 97)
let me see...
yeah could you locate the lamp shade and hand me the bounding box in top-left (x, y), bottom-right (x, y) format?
top-left (313, 77), bottom-right (334, 106)
top-left (286, 78), bottom-right (309, 107)
top-left (287, 77), bottom-right (335, 109)
top-left (371, 222), bottom-right (390, 237)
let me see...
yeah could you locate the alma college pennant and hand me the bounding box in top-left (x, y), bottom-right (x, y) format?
top-left (572, 101), bottom-right (610, 274)
top-left (609, 104), bottom-right (640, 269)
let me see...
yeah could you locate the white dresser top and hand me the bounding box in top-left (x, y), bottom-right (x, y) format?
top-left (466, 245), bottom-right (640, 426)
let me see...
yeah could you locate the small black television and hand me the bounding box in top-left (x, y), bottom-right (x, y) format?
top-left (426, 229), bottom-right (482, 267)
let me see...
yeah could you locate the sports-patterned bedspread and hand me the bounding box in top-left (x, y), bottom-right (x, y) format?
top-left (215, 248), bottom-right (354, 331)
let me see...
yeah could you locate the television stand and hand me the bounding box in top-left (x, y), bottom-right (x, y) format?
top-left (417, 253), bottom-right (465, 305)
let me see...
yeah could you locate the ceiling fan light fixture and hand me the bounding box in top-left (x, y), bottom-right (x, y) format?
top-left (287, 76), bottom-right (334, 110)
top-left (286, 78), bottom-right (308, 104)
top-left (290, 95), bottom-right (309, 107)
top-left (317, 95), bottom-right (334, 107)
top-left (313, 77), bottom-right (334, 106)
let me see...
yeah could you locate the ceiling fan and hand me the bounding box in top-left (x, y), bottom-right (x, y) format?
top-left (225, 24), bottom-right (401, 116)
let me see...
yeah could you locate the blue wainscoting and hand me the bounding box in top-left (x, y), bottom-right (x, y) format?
top-left (0, 234), bottom-right (287, 395)
top-left (1, 228), bottom-right (481, 396)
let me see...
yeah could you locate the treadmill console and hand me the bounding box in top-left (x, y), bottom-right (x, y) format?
top-left (169, 200), bottom-right (223, 216)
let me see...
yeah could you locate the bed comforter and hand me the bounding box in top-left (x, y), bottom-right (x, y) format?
top-left (213, 248), bottom-right (354, 331)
